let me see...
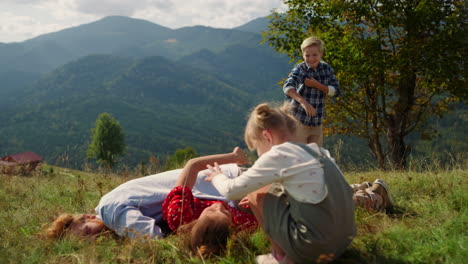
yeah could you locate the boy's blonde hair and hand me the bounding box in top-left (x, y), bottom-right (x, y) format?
top-left (244, 102), bottom-right (297, 150)
top-left (301, 36), bottom-right (325, 54)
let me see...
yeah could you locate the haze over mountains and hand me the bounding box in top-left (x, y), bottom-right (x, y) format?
top-left (0, 15), bottom-right (294, 167)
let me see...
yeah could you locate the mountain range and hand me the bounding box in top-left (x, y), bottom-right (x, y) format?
top-left (0, 16), bottom-right (295, 168)
top-left (1, 15), bottom-right (465, 169)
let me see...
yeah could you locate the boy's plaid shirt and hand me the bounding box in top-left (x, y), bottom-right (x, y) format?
top-left (283, 61), bottom-right (340, 127)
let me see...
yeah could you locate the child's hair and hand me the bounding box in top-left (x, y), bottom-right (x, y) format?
top-left (177, 218), bottom-right (232, 259)
top-left (301, 36), bottom-right (325, 54)
top-left (44, 213), bottom-right (82, 239)
top-left (244, 102), bottom-right (297, 150)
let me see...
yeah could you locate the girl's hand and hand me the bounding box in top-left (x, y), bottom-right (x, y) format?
top-left (238, 196), bottom-right (251, 209)
top-left (233, 147), bottom-right (250, 165)
top-left (205, 162), bottom-right (222, 182)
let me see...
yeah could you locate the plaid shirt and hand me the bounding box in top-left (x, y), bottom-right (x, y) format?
top-left (283, 61), bottom-right (340, 126)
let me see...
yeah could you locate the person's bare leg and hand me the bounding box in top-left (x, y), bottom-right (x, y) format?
top-left (247, 185), bottom-right (270, 228)
top-left (248, 185), bottom-right (287, 260)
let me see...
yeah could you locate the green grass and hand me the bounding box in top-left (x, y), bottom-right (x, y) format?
top-left (0, 164), bottom-right (466, 263)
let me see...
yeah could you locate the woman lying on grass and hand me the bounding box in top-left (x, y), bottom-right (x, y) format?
top-left (44, 147), bottom-right (258, 258)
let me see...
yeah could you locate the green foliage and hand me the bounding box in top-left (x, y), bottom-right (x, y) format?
top-left (0, 52), bottom-right (280, 169)
top-left (0, 16), bottom-right (464, 172)
top-left (87, 113), bottom-right (125, 169)
top-left (1, 165), bottom-right (466, 263)
top-left (163, 147), bottom-right (198, 171)
top-left (264, 0), bottom-right (465, 169)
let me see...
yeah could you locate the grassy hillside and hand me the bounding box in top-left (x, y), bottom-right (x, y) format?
top-left (0, 163), bottom-right (466, 263)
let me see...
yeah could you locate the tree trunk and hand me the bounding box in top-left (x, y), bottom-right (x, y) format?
top-left (368, 105), bottom-right (387, 170)
top-left (368, 134), bottom-right (386, 170)
top-left (387, 123), bottom-right (408, 170)
top-left (386, 69), bottom-right (416, 170)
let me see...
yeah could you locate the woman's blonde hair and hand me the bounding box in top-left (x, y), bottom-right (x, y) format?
top-left (244, 102), bottom-right (297, 150)
top-left (178, 218), bottom-right (232, 259)
top-left (44, 214), bottom-right (82, 239)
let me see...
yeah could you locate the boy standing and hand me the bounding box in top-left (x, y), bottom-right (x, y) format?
top-left (283, 36), bottom-right (340, 146)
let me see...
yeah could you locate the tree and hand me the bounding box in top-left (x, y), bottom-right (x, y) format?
top-left (163, 146), bottom-right (198, 170)
top-left (264, 0), bottom-right (465, 169)
top-left (87, 113), bottom-right (125, 169)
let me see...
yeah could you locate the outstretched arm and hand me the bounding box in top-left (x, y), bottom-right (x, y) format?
top-left (174, 147), bottom-right (249, 189)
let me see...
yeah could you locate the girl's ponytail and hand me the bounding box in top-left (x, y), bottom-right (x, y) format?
top-left (245, 102), bottom-right (297, 150)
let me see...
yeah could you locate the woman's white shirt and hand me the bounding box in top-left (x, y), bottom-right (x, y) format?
top-left (212, 142), bottom-right (330, 204)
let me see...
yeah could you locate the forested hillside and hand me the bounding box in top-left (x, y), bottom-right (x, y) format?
top-left (0, 15), bottom-right (465, 170)
top-left (0, 51), bottom-right (289, 167)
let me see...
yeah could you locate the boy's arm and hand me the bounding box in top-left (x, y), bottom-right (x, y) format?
top-left (304, 78), bottom-right (331, 94)
top-left (283, 63), bottom-right (316, 116)
top-left (174, 147), bottom-right (249, 188)
top-left (304, 64), bottom-right (340, 96)
top-left (286, 88), bottom-right (316, 117)
top-left (282, 64), bottom-right (304, 98)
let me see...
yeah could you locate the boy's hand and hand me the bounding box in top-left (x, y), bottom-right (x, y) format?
top-left (300, 100), bottom-right (316, 117)
top-left (205, 162), bottom-right (222, 182)
top-left (305, 78), bottom-right (321, 88)
top-left (233, 147), bottom-right (250, 165)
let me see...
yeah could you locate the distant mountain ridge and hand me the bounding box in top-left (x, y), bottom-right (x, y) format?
top-left (234, 17), bottom-right (270, 33)
top-left (0, 16), bottom-right (268, 76)
top-left (1, 15), bottom-right (463, 170)
top-left (0, 15), bottom-right (291, 168)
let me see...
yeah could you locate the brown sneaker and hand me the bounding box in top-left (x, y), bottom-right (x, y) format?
top-left (371, 179), bottom-right (394, 210)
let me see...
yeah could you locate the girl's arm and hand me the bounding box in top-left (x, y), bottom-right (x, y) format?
top-left (174, 147), bottom-right (249, 189)
top-left (207, 144), bottom-right (322, 200)
top-left (206, 149), bottom-right (288, 200)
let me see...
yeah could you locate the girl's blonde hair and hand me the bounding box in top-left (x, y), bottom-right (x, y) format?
top-left (44, 213), bottom-right (82, 239)
top-left (244, 102), bottom-right (297, 150)
top-left (301, 36), bottom-right (325, 54)
top-left (178, 218), bottom-right (231, 259)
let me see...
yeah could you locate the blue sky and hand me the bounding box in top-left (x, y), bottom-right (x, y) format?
top-left (0, 0), bottom-right (286, 43)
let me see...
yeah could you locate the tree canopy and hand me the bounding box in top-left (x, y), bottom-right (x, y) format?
top-left (87, 113), bottom-right (125, 169)
top-left (265, 0), bottom-right (465, 169)
top-left (163, 146), bottom-right (198, 170)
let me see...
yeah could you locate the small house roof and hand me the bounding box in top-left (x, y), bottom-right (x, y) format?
top-left (1, 152), bottom-right (42, 164)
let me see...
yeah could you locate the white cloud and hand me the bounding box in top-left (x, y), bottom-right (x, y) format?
top-left (73, 0), bottom-right (149, 17)
top-left (0, 12), bottom-right (60, 43)
top-left (0, 0), bottom-right (286, 43)
top-left (134, 0), bottom-right (286, 29)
